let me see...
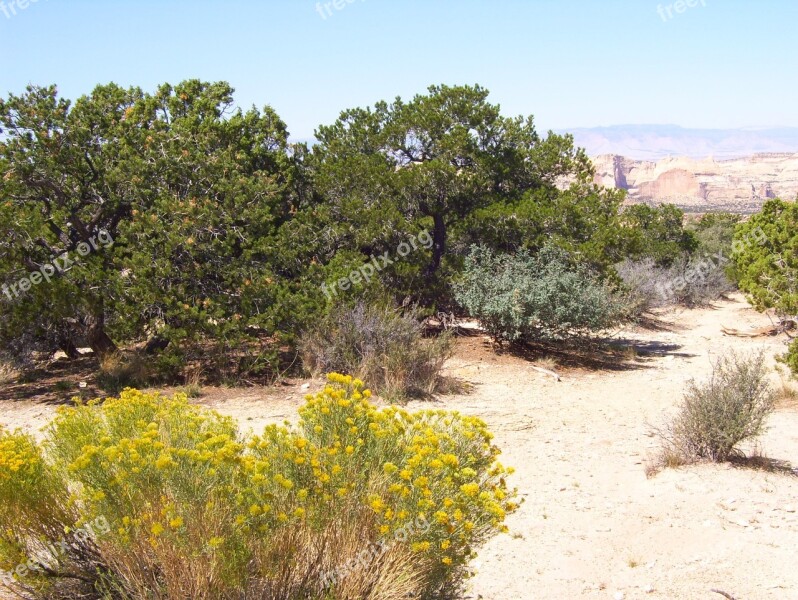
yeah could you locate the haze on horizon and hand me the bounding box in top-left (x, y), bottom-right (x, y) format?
top-left (1, 0), bottom-right (796, 145)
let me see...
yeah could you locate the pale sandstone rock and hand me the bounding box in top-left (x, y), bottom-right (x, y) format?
top-left (591, 153), bottom-right (798, 213)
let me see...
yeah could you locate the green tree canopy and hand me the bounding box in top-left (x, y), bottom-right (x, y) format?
top-left (302, 84), bottom-right (624, 304)
top-left (0, 81), bottom-right (310, 367)
top-left (620, 203), bottom-right (698, 265)
top-left (734, 198), bottom-right (798, 315)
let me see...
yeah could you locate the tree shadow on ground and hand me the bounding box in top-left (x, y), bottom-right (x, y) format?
top-left (499, 337), bottom-right (697, 373)
top-left (0, 355), bottom-right (102, 405)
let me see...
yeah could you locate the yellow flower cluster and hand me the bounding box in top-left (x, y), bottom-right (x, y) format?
top-left (0, 430), bottom-right (41, 482)
top-left (1, 377), bottom-right (517, 592)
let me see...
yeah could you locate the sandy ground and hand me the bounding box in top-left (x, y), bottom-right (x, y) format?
top-left (1, 293), bottom-right (797, 599)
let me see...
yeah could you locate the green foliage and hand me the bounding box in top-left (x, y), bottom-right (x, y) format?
top-left (455, 245), bottom-right (623, 343)
top-left (299, 303), bottom-right (452, 400)
top-left (459, 184), bottom-right (629, 273)
top-left (303, 84), bottom-right (608, 304)
top-left (734, 198), bottom-right (798, 314)
top-left (0, 81), bottom-right (317, 376)
top-left (780, 339), bottom-right (798, 375)
top-left (1, 79), bottom-right (717, 380)
top-left (621, 204), bottom-right (698, 265)
top-left (733, 198), bottom-right (798, 374)
top-left (661, 351), bottom-right (775, 463)
top-left (0, 380), bottom-right (517, 599)
top-left (688, 212), bottom-right (742, 280)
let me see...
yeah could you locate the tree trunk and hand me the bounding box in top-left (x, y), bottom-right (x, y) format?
top-left (58, 338), bottom-right (81, 360)
top-left (427, 213), bottom-right (446, 276)
top-left (88, 327), bottom-right (117, 358)
top-left (144, 336), bottom-right (170, 355)
top-left (83, 311), bottom-right (117, 359)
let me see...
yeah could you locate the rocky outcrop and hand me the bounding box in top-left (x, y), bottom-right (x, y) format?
top-left (592, 153), bottom-right (798, 213)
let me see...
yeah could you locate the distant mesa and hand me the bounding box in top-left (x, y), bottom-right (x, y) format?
top-left (559, 125), bottom-right (798, 213)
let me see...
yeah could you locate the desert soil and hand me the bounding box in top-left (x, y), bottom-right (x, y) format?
top-left (2, 293), bottom-right (797, 599)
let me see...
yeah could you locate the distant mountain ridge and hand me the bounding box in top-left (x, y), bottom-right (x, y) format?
top-left (558, 125), bottom-right (798, 161)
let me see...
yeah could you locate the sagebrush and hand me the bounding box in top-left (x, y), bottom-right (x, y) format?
top-left (617, 254), bottom-right (734, 317)
top-left (455, 245), bottom-right (623, 343)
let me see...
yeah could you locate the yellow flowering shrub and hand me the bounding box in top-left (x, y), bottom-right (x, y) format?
top-left (0, 378), bottom-right (517, 599)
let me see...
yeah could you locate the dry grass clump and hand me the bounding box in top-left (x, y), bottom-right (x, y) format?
top-left (0, 361), bottom-right (19, 386)
top-left (774, 363), bottom-right (798, 408)
top-left (653, 350), bottom-right (775, 471)
top-left (616, 256), bottom-right (735, 319)
top-left (300, 303), bottom-right (453, 401)
top-left (95, 351), bottom-right (151, 394)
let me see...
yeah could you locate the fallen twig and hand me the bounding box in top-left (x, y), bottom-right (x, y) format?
top-left (531, 365), bottom-right (561, 382)
top-left (710, 589), bottom-right (737, 600)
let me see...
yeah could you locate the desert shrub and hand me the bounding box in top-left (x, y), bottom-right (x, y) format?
top-left (779, 339), bottom-right (798, 377)
top-left (617, 254), bottom-right (735, 317)
top-left (667, 255), bottom-right (735, 306)
top-left (299, 304), bottom-right (452, 400)
top-left (615, 257), bottom-right (671, 317)
top-left (0, 360), bottom-right (18, 386)
top-left (95, 352), bottom-right (151, 395)
top-left (0, 376), bottom-right (515, 599)
top-left (455, 245), bottom-right (622, 343)
top-left (734, 198), bottom-right (798, 374)
top-left (688, 212), bottom-right (742, 279)
top-left (660, 351), bottom-right (775, 463)
top-left (620, 203), bottom-right (698, 265)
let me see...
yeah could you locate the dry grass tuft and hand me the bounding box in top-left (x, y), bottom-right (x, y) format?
top-left (96, 352), bottom-right (150, 394)
top-left (774, 364), bottom-right (798, 408)
top-left (300, 303), bottom-right (453, 401)
top-left (0, 361), bottom-right (19, 386)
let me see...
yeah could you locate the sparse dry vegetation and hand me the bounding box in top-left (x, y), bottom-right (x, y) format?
top-left (300, 303), bottom-right (452, 400)
top-left (656, 350), bottom-right (775, 467)
top-left (0, 362), bottom-right (18, 387)
top-left (95, 352), bottom-right (151, 395)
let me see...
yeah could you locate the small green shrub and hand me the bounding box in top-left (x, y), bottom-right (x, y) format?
top-left (455, 245), bottom-right (622, 343)
top-left (0, 376), bottom-right (516, 599)
top-left (299, 304), bottom-right (452, 400)
top-left (661, 351), bottom-right (775, 463)
top-left (688, 212), bottom-right (742, 281)
top-left (779, 338), bottom-right (798, 377)
top-left (53, 380), bottom-right (73, 393)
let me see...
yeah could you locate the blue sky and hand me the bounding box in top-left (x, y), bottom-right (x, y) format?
top-left (1, 0), bottom-right (796, 140)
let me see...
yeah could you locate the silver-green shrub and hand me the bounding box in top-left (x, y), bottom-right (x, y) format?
top-left (454, 245), bottom-right (623, 343)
